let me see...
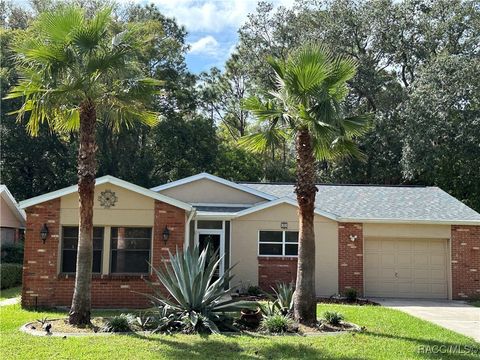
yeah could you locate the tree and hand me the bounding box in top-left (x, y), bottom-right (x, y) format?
top-left (242, 44), bottom-right (370, 324)
top-left (401, 55), bottom-right (480, 211)
top-left (6, 6), bottom-right (161, 325)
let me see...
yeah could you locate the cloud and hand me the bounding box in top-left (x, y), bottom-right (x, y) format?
top-left (189, 35), bottom-right (220, 55)
top-left (140, 0), bottom-right (295, 33)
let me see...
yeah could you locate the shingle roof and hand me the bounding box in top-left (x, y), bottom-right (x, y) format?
top-left (239, 183), bottom-right (480, 223)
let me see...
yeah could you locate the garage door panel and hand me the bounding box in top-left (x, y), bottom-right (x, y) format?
top-left (381, 241), bottom-right (395, 251)
top-left (431, 254), bottom-right (446, 266)
top-left (365, 239), bottom-right (381, 251)
top-left (396, 268), bottom-right (413, 280)
top-left (364, 238), bottom-right (448, 299)
top-left (380, 254), bottom-right (396, 266)
top-left (397, 241), bottom-right (413, 251)
top-left (397, 253), bottom-right (413, 266)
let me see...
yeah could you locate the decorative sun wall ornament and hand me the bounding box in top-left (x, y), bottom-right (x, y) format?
top-left (98, 189), bottom-right (118, 209)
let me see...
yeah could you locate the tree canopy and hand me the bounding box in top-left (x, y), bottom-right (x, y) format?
top-left (1, 0), bottom-right (479, 212)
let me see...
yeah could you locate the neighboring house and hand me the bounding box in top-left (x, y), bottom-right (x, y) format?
top-left (19, 173), bottom-right (480, 308)
top-left (0, 185), bottom-right (26, 245)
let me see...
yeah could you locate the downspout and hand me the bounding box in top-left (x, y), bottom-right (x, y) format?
top-left (184, 208), bottom-right (196, 249)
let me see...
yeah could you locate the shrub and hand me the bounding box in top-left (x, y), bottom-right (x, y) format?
top-left (102, 314), bottom-right (133, 332)
top-left (259, 300), bottom-right (280, 317)
top-left (1, 243), bottom-right (24, 264)
top-left (129, 312), bottom-right (159, 331)
top-left (1, 263), bottom-right (22, 289)
top-left (247, 285), bottom-right (262, 296)
top-left (323, 311), bottom-right (344, 325)
top-left (344, 288), bottom-right (357, 302)
top-left (260, 314), bottom-right (293, 333)
top-left (145, 245), bottom-right (256, 334)
top-left (272, 282), bottom-right (294, 315)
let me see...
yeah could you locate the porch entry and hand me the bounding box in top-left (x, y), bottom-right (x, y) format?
top-left (193, 220), bottom-right (230, 280)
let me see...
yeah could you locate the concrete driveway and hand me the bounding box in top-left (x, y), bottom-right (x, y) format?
top-left (375, 298), bottom-right (480, 342)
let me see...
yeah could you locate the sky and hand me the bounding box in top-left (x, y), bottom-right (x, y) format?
top-left (123, 0), bottom-right (295, 73)
top-left (15, 0), bottom-right (295, 73)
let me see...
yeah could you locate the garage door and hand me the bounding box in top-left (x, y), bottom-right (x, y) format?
top-left (364, 238), bottom-right (448, 299)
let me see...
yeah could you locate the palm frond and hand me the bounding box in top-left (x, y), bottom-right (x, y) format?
top-left (238, 128), bottom-right (288, 153)
top-left (242, 96), bottom-right (284, 122)
top-left (36, 6), bottom-right (84, 43)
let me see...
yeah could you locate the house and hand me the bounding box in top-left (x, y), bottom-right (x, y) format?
top-left (1, 185), bottom-right (26, 245)
top-left (19, 173), bottom-right (480, 308)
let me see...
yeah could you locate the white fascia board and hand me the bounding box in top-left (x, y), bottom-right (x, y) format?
top-left (194, 211), bottom-right (236, 220)
top-left (19, 175), bottom-right (193, 211)
top-left (0, 186), bottom-right (26, 224)
top-left (338, 218), bottom-right (480, 225)
top-left (233, 197), bottom-right (339, 221)
top-left (190, 202), bottom-right (256, 207)
top-left (150, 172), bottom-right (277, 201)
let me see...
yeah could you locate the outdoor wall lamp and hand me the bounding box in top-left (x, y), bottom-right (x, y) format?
top-left (162, 226), bottom-right (170, 244)
top-left (349, 235), bottom-right (358, 242)
top-left (40, 223), bottom-right (49, 244)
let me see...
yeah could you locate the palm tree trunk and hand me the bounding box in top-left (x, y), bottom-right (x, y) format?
top-left (69, 98), bottom-right (97, 325)
top-left (293, 129), bottom-right (317, 325)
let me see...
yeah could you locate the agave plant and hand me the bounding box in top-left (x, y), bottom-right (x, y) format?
top-left (144, 245), bottom-right (256, 334)
top-left (272, 282), bottom-right (295, 315)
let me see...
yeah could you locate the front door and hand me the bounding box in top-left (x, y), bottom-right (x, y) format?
top-left (197, 231), bottom-right (224, 281)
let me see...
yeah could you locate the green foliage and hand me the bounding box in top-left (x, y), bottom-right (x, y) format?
top-left (323, 311), bottom-right (344, 326)
top-left (260, 314), bottom-right (294, 333)
top-left (129, 313), bottom-right (158, 331)
top-left (344, 288), bottom-right (357, 302)
top-left (241, 43), bottom-right (371, 163)
top-left (259, 300), bottom-right (280, 317)
top-left (1, 304), bottom-right (478, 359)
top-left (246, 285), bottom-right (262, 296)
top-left (145, 245), bottom-right (256, 334)
top-left (400, 54), bottom-right (480, 211)
top-left (6, 6), bottom-right (161, 136)
top-left (0, 263), bottom-right (22, 289)
top-left (235, 0), bottom-right (480, 211)
top-left (272, 282), bottom-right (294, 315)
top-left (1, 243), bottom-right (24, 264)
top-left (102, 314), bottom-right (133, 333)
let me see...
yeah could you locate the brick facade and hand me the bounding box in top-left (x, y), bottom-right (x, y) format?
top-left (22, 199), bottom-right (185, 309)
top-left (451, 225), bottom-right (480, 299)
top-left (258, 257), bottom-right (297, 292)
top-left (338, 223), bottom-right (364, 296)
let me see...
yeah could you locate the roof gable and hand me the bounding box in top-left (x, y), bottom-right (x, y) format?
top-left (18, 176), bottom-right (192, 211)
top-left (234, 197), bottom-right (338, 221)
top-left (0, 185), bottom-right (26, 225)
top-left (151, 173), bottom-right (276, 201)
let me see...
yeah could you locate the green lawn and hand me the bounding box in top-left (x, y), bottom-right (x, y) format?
top-left (0, 286), bottom-right (22, 301)
top-left (0, 304), bottom-right (478, 360)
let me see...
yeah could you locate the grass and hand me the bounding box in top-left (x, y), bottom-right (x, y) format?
top-left (0, 304), bottom-right (478, 359)
top-left (0, 286), bottom-right (22, 301)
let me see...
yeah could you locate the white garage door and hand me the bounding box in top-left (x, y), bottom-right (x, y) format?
top-left (364, 238), bottom-right (448, 299)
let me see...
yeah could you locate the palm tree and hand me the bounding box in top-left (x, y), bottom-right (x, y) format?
top-left (5, 7), bottom-right (161, 325)
top-left (241, 44), bottom-right (370, 324)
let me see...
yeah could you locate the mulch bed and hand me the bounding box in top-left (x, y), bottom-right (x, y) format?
top-left (299, 320), bottom-right (362, 334)
top-left (24, 317), bottom-right (108, 335)
top-left (316, 297), bottom-right (380, 306)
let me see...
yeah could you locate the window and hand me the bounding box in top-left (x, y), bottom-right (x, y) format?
top-left (197, 220), bottom-right (223, 229)
top-left (258, 230), bottom-right (298, 256)
top-left (110, 227), bottom-right (151, 274)
top-left (1, 227), bottom-right (16, 245)
top-left (62, 227), bottom-right (103, 273)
